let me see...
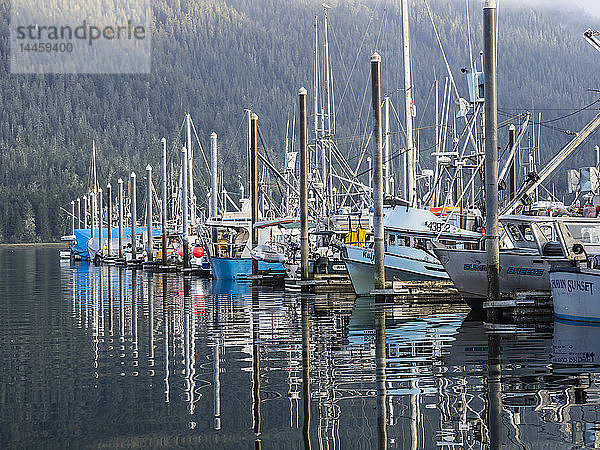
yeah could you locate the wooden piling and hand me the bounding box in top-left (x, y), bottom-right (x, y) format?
top-left (371, 53), bottom-right (385, 291)
top-left (130, 172), bottom-right (137, 261)
top-left (146, 165), bottom-right (154, 262)
top-left (107, 184), bottom-right (112, 257)
top-left (484, 0), bottom-right (501, 317)
top-left (118, 179), bottom-right (124, 259)
top-left (299, 88), bottom-right (309, 282)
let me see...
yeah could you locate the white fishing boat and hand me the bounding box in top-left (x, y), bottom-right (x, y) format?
top-left (551, 264), bottom-right (600, 322)
top-left (343, 205), bottom-right (482, 295)
top-left (434, 215), bottom-right (600, 309)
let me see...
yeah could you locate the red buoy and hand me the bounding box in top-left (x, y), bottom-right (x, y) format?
top-left (192, 246), bottom-right (204, 258)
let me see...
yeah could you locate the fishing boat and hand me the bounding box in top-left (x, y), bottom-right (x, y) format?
top-left (206, 205), bottom-right (285, 279)
top-left (60, 234), bottom-right (76, 259)
top-left (71, 226), bottom-right (161, 262)
top-left (550, 263), bottom-right (600, 322)
top-left (342, 205), bottom-right (482, 295)
top-left (434, 215), bottom-right (600, 309)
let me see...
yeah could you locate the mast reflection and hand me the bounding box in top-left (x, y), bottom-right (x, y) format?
top-left (252, 286), bottom-right (262, 449)
top-left (302, 295), bottom-right (312, 450)
top-left (162, 274), bottom-right (170, 403)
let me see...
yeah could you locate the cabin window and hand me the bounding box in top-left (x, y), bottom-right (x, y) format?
top-left (566, 223), bottom-right (600, 244)
top-left (389, 233), bottom-right (396, 246)
top-left (440, 239), bottom-right (456, 248)
top-left (506, 224), bottom-right (524, 242)
top-left (520, 225), bottom-right (535, 242)
top-left (464, 242), bottom-right (479, 250)
top-left (539, 225), bottom-right (554, 241)
top-left (414, 238), bottom-right (428, 251)
top-left (398, 235), bottom-right (411, 247)
top-left (506, 223), bottom-right (534, 242)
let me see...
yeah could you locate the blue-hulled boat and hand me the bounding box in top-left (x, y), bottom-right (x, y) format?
top-left (71, 226), bottom-right (162, 261)
top-left (210, 256), bottom-right (285, 280)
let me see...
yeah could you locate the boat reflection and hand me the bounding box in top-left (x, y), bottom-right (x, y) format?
top-left (61, 263), bottom-right (600, 448)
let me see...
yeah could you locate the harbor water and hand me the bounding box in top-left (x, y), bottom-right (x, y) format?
top-left (1, 246), bottom-right (599, 448)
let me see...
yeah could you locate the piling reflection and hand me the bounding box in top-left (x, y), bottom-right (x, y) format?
top-left (487, 332), bottom-right (502, 449)
top-left (50, 261), bottom-right (600, 448)
top-left (375, 306), bottom-right (387, 450)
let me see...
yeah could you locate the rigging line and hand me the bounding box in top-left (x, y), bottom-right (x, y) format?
top-left (352, 0), bottom-right (387, 158)
top-left (189, 117), bottom-right (210, 173)
top-left (334, 0), bottom-right (379, 118)
top-left (499, 100), bottom-right (600, 124)
top-left (498, 109), bottom-right (569, 133)
top-left (416, 82), bottom-right (435, 131)
top-left (535, 98), bottom-right (600, 124)
top-left (355, 142), bottom-right (437, 178)
top-left (340, 131), bottom-right (372, 207)
top-left (256, 126), bottom-right (286, 201)
top-left (497, 141), bottom-right (511, 166)
top-left (499, 107), bottom-right (600, 111)
top-left (166, 118), bottom-right (186, 169)
top-left (423, 0), bottom-right (460, 101)
top-left (330, 20), bottom-right (360, 114)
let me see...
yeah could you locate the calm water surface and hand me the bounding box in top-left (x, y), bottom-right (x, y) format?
top-left (1, 247), bottom-right (599, 448)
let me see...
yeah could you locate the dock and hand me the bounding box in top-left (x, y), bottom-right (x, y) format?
top-left (286, 273), bottom-right (354, 293)
top-left (370, 280), bottom-right (461, 303)
top-left (484, 291), bottom-right (554, 322)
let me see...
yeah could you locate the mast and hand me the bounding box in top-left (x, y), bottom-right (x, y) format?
top-left (146, 164), bottom-right (153, 262)
top-left (384, 96), bottom-right (391, 196)
top-left (285, 119), bottom-right (290, 215)
top-left (402, 0), bottom-right (416, 205)
top-left (92, 140), bottom-right (98, 195)
top-left (247, 109), bottom-right (252, 201)
top-left (210, 132), bottom-right (219, 220)
top-left (91, 141), bottom-right (98, 227)
top-left (324, 6), bottom-right (332, 138)
top-left (181, 145), bottom-right (189, 269)
top-left (434, 80), bottom-right (439, 204)
top-left (314, 15), bottom-right (319, 175)
top-left (161, 138), bottom-right (167, 266)
top-left (186, 113), bottom-right (194, 225)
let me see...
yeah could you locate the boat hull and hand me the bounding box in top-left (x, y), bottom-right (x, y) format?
top-left (343, 244), bottom-right (448, 296)
top-left (433, 248), bottom-right (560, 309)
top-left (551, 267), bottom-right (600, 322)
top-left (210, 257), bottom-right (285, 280)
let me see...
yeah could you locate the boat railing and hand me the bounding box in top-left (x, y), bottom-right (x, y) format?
top-left (211, 242), bottom-right (247, 259)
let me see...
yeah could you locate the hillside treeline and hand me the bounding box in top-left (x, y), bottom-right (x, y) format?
top-left (0, 0), bottom-right (599, 242)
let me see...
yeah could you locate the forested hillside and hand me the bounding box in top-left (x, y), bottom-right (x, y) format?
top-left (0, 0), bottom-right (599, 242)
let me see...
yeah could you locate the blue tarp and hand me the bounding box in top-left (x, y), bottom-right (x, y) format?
top-left (72, 227), bottom-right (162, 260)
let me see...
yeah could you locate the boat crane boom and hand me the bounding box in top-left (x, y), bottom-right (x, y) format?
top-left (584, 29), bottom-right (600, 53)
top-left (501, 111), bottom-right (600, 215)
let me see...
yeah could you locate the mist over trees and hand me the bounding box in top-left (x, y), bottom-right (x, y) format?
top-left (0, 0), bottom-right (599, 242)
